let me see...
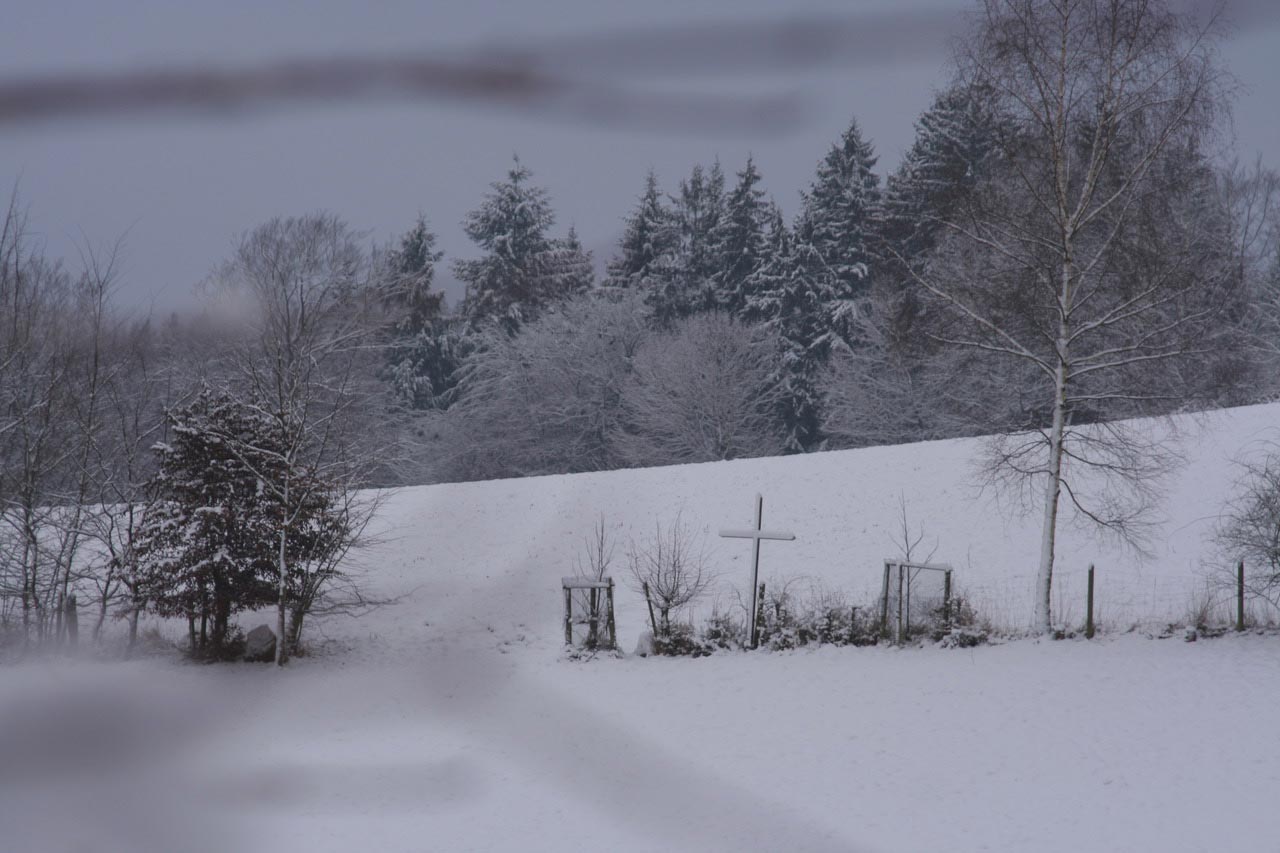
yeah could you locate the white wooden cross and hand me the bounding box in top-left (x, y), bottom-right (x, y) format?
top-left (719, 493), bottom-right (795, 648)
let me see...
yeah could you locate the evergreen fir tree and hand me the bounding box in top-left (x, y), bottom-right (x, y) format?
top-left (387, 215), bottom-right (445, 332)
top-left (683, 159), bottom-right (728, 313)
top-left (882, 86), bottom-right (997, 264)
top-left (797, 117), bottom-right (882, 298)
top-left (606, 170), bottom-right (677, 290)
top-left (135, 391), bottom-right (282, 653)
top-left (454, 157), bottom-right (574, 333)
top-left (387, 321), bottom-right (469, 411)
top-left (381, 217), bottom-right (459, 410)
top-left (743, 217), bottom-right (839, 452)
top-left (710, 156), bottom-right (771, 317)
top-left (646, 161), bottom-right (727, 322)
top-left (136, 390), bottom-right (353, 657)
top-left (546, 226), bottom-right (596, 297)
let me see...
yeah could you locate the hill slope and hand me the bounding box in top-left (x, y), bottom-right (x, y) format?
top-left (347, 401), bottom-right (1280, 654)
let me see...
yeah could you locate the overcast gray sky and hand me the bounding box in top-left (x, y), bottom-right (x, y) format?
top-left (2, 0), bottom-right (1277, 313)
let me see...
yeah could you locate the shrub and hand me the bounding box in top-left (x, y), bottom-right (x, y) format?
top-left (755, 579), bottom-right (879, 650)
top-left (700, 607), bottom-right (746, 651)
top-left (652, 623), bottom-right (714, 657)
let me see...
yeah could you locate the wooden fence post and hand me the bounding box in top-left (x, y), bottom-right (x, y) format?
top-left (606, 579), bottom-right (617, 650)
top-left (1237, 560), bottom-right (1245, 632)
top-left (642, 581), bottom-right (658, 636)
top-left (564, 587), bottom-right (573, 646)
top-left (943, 570), bottom-right (953, 630)
top-left (1085, 564), bottom-right (1095, 640)
top-left (896, 563), bottom-right (905, 644)
top-left (880, 562), bottom-right (891, 640)
top-left (752, 582), bottom-right (766, 649)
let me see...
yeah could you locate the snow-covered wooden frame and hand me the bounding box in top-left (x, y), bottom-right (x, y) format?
top-left (561, 576), bottom-right (617, 650)
top-left (880, 561), bottom-right (953, 644)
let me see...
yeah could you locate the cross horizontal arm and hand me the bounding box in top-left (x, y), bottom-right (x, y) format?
top-left (718, 529), bottom-right (796, 541)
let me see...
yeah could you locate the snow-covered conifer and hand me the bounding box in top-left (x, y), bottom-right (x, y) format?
top-left (743, 219), bottom-right (840, 452)
top-left (381, 217), bottom-right (460, 410)
top-left (606, 170), bottom-right (677, 291)
top-left (796, 117), bottom-right (882, 298)
top-left (546, 226), bottom-right (596, 298)
top-left (454, 157), bottom-right (576, 332)
top-left (645, 161), bottom-right (727, 323)
top-left (710, 156), bottom-right (772, 317)
top-left (882, 86), bottom-right (997, 264)
top-left (135, 391), bottom-right (282, 654)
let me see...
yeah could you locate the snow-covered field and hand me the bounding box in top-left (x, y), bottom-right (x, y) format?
top-left (4, 403), bottom-right (1280, 852)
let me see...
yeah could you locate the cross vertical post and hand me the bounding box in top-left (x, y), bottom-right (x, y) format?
top-left (750, 494), bottom-right (763, 643)
top-left (719, 493), bottom-right (795, 650)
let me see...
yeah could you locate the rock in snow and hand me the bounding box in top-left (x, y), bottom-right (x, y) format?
top-left (244, 624), bottom-right (277, 662)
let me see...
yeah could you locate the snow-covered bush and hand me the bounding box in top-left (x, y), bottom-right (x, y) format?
top-left (700, 607), bottom-right (747, 651)
top-left (652, 623), bottom-right (714, 657)
top-left (755, 580), bottom-right (879, 650)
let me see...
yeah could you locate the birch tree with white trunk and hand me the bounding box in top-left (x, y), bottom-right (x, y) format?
top-left (899, 0), bottom-right (1233, 633)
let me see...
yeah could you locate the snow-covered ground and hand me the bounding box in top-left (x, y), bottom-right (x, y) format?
top-left (4, 403), bottom-right (1280, 852)
top-left (4, 636), bottom-right (1278, 853)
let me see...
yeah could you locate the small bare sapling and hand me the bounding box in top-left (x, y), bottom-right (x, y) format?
top-left (628, 513), bottom-right (714, 637)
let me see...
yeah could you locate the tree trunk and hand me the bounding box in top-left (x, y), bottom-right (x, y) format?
top-left (92, 586), bottom-right (110, 644)
top-left (1035, 266), bottom-right (1073, 635)
top-left (127, 606), bottom-right (140, 658)
top-left (275, 485), bottom-right (289, 666)
top-left (288, 608), bottom-right (305, 655)
top-left (64, 594), bottom-right (78, 649)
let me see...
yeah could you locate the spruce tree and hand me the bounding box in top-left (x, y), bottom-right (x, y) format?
top-left (682, 159), bottom-right (728, 313)
top-left (137, 390), bottom-right (354, 658)
top-left (382, 217), bottom-right (459, 410)
top-left (711, 156), bottom-right (771, 317)
top-left (882, 86), bottom-right (997, 264)
top-left (645, 161), bottom-right (727, 323)
top-left (797, 117), bottom-right (882, 298)
top-left (547, 226), bottom-right (596, 298)
top-left (454, 157), bottom-right (574, 333)
top-left (743, 214), bottom-right (839, 452)
top-left (606, 170), bottom-right (677, 290)
top-left (387, 215), bottom-right (445, 332)
top-left (136, 391), bottom-right (281, 654)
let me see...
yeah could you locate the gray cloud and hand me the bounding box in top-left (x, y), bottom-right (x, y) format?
top-left (0, 11), bottom-right (966, 132)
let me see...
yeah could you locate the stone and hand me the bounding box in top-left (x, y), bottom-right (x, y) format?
top-left (244, 624), bottom-right (277, 662)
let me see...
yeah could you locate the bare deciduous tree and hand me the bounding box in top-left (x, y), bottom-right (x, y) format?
top-left (443, 292), bottom-right (647, 480)
top-left (572, 514), bottom-right (617, 649)
top-left (627, 514), bottom-right (714, 636)
top-left (616, 313), bottom-right (785, 466)
top-left (1214, 441), bottom-right (1280, 612)
top-left (898, 0), bottom-right (1232, 632)
top-left (0, 193), bottom-right (91, 651)
top-left (206, 213), bottom-right (388, 664)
